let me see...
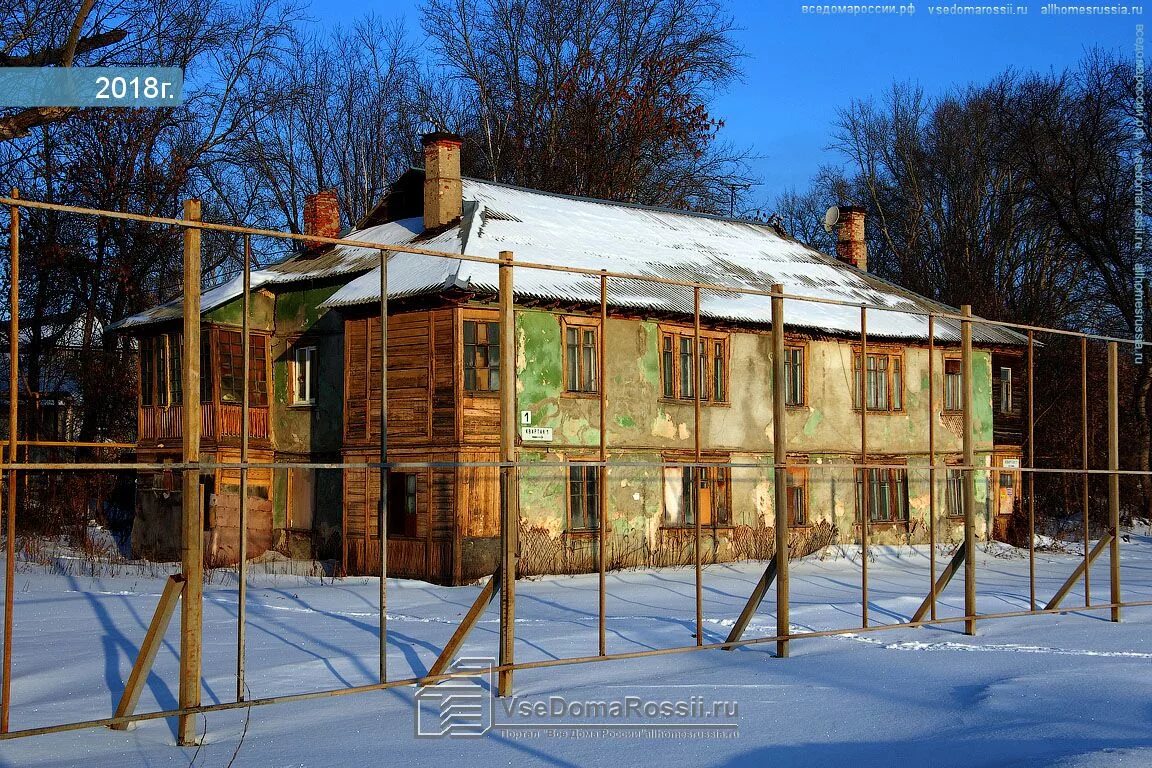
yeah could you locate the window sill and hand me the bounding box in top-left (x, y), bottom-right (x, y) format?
top-left (661, 524), bottom-right (736, 531)
top-left (561, 390), bottom-right (600, 399)
top-left (288, 401), bottom-right (316, 409)
top-left (855, 520), bottom-right (911, 528)
top-left (658, 397), bottom-right (731, 408)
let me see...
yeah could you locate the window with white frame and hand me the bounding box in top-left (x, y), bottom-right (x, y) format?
top-left (293, 345), bottom-right (317, 405)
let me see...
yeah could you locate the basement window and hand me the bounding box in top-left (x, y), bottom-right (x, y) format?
top-left (855, 466), bottom-right (909, 523)
top-left (463, 320), bottom-right (500, 392)
top-left (663, 464), bottom-right (731, 527)
top-left (853, 351), bottom-right (903, 412)
top-left (567, 464), bottom-right (600, 531)
top-left (946, 466), bottom-right (964, 518)
top-left (659, 328), bottom-right (729, 404)
top-left (787, 465), bottom-right (808, 527)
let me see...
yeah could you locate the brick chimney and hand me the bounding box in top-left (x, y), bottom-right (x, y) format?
top-left (834, 205), bottom-right (867, 272)
top-left (303, 189), bottom-right (341, 250)
top-left (422, 132), bottom-right (463, 230)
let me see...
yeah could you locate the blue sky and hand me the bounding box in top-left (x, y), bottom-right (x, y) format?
top-left (317, 1), bottom-right (1142, 204)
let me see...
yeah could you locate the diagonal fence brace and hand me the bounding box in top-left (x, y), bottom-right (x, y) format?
top-left (110, 574), bottom-right (185, 731)
top-left (1045, 534), bottom-right (1113, 612)
top-left (722, 555), bottom-right (777, 650)
top-left (911, 542), bottom-right (967, 624)
top-left (423, 566), bottom-right (501, 682)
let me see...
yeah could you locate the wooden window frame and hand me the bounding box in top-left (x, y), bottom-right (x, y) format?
top-left (217, 329), bottom-right (271, 407)
top-left (566, 462), bottom-right (601, 532)
top-left (561, 316), bottom-right (600, 396)
top-left (786, 459), bottom-right (810, 527)
top-left (855, 459), bottom-right (910, 525)
top-left (852, 347), bottom-right (905, 413)
top-left (943, 356), bottom-right (963, 413)
top-left (139, 337), bottom-right (154, 407)
top-left (461, 310), bottom-right (501, 396)
top-left (140, 333), bottom-right (186, 407)
top-left (661, 457), bottom-right (732, 528)
top-left (291, 344), bottom-right (318, 406)
top-left (784, 343), bottom-right (807, 408)
top-left (945, 460), bottom-right (965, 518)
top-left (657, 325), bottom-right (730, 406)
top-left (998, 366), bottom-right (1013, 414)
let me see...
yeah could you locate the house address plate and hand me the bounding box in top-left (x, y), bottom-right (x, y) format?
top-left (521, 427), bottom-right (553, 442)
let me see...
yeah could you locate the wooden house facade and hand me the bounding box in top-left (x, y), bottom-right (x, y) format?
top-left (113, 133), bottom-right (1027, 584)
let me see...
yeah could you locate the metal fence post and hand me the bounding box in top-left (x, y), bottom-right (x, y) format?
top-left (693, 286), bottom-right (703, 647)
top-left (178, 199), bottom-right (203, 746)
top-left (1027, 330), bottom-right (1036, 611)
top-left (598, 272), bottom-right (608, 656)
top-left (1107, 341), bottom-right (1120, 622)
top-left (1, 188), bottom-right (19, 734)
top-left (1081, 336), bottom-right (1090, 607)
top-left (237, 235), bottom-right (250, 701)
top-left (859, 306), bottom-right (869, 628)
top-left (961, 305), bottom-right (976, 636)
top-left (498, 250), bottom-right (517, 697)
top-left (771, 284), bottom-right (789, 658)
top-left (379, 250), bottom-right (389, 683)
top-left (927, 313), bottom-right (937, 621)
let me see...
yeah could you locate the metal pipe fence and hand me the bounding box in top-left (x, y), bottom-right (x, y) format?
top-left (0, 193), bottom-right (1147, 742)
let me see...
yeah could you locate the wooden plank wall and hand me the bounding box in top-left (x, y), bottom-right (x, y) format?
top-left (344, 309), bottom-right (455, 447)
top-left (342, 449), bottom-right (456, 580)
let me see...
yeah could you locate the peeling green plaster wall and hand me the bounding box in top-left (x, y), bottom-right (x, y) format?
top-left (206, 282), bottom-right (346, 537)
top-left (204, 291), bottom-right (274, 330)
top-left (512, 308), bottom-right (1001, 549)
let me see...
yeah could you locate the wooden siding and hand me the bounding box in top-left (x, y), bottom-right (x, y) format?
top-left (344, 310), bottom-right (455, 448)
top-left (341, 449), bottom-right (456, 581)
top-left (457, 449), bottom-right (501, 538)
top-left (992, 351), bottom-right (1024, 446)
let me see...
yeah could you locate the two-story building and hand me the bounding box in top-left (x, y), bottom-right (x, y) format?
top-left (113, 132), bottom-right (1027, 583)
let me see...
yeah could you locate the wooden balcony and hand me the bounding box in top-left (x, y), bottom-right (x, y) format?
top-left (138, 403), bottom-right (270, 443)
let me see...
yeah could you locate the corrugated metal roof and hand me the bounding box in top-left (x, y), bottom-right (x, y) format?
top-left (108, 218), bottom-right (425, 330)
top-left (323, 179), bottom-right (1025, 345)
top-left (111, 178), bottom-right (1023, 345)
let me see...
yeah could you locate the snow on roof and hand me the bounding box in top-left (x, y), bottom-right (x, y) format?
top-left (323, 179), bottom-right (1024, 345)
top-left (108, 218), bottom-right (426, 331)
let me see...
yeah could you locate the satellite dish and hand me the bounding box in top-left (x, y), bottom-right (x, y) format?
top-left (823, 206), bottom-right (841, 233)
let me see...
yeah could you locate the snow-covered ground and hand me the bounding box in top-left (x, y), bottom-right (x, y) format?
top-left (1, 533), bottom-right (1151, 767)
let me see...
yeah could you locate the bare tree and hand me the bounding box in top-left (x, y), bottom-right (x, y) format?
top-left (420, 0), bottom-right (754, 213)
top-left (0, 0), bottom-right (128, 141)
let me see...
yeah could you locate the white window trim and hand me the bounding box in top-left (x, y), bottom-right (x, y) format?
top-left (292, 346), bottom-right (317, 405)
